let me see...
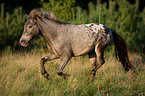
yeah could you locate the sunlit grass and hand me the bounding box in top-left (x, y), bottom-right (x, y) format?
top-left (0, 50), bottom-right (145, 96)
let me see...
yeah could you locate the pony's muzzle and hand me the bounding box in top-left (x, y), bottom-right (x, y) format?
top-left (19, 38), bottom-right (29, 47)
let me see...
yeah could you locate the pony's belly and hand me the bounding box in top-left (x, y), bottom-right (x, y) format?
top-left (71, 35), bottom-right (97, 56)
top-left (74, 48), bottom-right (94, 56)
top-left (72, 43), bottom-right (95, 56)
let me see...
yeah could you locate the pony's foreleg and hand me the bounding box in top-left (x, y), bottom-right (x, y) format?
top-left (57, 55), bottom-right (71, 79)
top-left (40, 53), bottom-right (58, 79)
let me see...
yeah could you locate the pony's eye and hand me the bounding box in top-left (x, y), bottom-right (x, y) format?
top-left (29, 25), bottom-right (32, 28)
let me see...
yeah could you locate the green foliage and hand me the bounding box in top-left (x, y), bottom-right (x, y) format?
top-left (0, 0), bottom-right (145, 53)
top-left (135, 9), bottom-right (145, 53)
top-left (0, 4), bottom-right (25, 50)
top-left (40, 0), bottom-right (76, 22)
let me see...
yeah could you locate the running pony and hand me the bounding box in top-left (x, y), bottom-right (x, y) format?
top-left (19, 9), bottom-right (133, 81)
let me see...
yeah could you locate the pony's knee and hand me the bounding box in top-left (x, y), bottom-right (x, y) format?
top-left (41, 57), bottom-right (46, 63)
top-left (40, 57), bottom-right (48, 73)
top-left (95, 49), bottom-right (105, 65)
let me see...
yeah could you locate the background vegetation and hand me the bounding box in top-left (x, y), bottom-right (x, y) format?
top-left (0, 0), bottom-right (145, 53)
top-left (0, 0), bottom-right (145, 95)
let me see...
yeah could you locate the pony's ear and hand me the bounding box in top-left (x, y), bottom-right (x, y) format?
top-left (29, 9), bottom-right (42, 20)
top-left (25, 14), bottom-right (29, 19)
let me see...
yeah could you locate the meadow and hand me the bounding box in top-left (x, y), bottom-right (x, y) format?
top-left (0, 50), bottom-right (145, 96)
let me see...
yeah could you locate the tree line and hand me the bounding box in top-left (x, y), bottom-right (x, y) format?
top-left (0, 0), bottom-right (145, 54)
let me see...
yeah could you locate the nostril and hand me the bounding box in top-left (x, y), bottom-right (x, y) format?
top-left (19, 38), bottom-right (29, 47)
top-left (19, 38), bottom-right (24, 44)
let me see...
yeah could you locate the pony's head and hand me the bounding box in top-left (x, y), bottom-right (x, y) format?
top-left (19, 9), bottom-right (41, 47)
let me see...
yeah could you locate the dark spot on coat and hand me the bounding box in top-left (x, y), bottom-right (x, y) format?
top-left (89, 24), bottom-right (94, 27)
top-left (103, 25), bottom-right (110, 34)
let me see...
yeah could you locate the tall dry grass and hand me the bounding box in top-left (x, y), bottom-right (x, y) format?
top-left (0, 50), bottom-right (145, 96)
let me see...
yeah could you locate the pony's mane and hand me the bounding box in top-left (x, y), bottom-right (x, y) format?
top-left (29, 9), bottom-right (70, 24)
top-left (41, 11), bottom-right (70, 24)
top-left (41, 12), bottom-right (59, 21)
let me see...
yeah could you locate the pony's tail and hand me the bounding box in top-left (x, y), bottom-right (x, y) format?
top-left (112, 31), bottom-right (133, 71)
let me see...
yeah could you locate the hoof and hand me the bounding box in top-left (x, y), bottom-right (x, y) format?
top-left (41, 72), bottom-right (50, 80)
top-left (62, 74), bottom-right (71, 79)
top-left (57, 71), bottom-right (71, 79)
top-left (89, 75), bottom-right (95, 82)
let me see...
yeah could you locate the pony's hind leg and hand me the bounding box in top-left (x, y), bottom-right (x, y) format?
top-left (40, 53), bottom-right (58, 79)
top-left (89, 45), bottom-right (105, 82)
top-left (88, 51), bottom-right (97, 81)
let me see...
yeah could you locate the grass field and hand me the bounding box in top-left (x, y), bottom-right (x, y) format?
top-left (0, 50), bottom-right (145, 96)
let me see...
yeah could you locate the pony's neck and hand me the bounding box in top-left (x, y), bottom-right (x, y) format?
top-left (37, 18), bottom-right (61, 42)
